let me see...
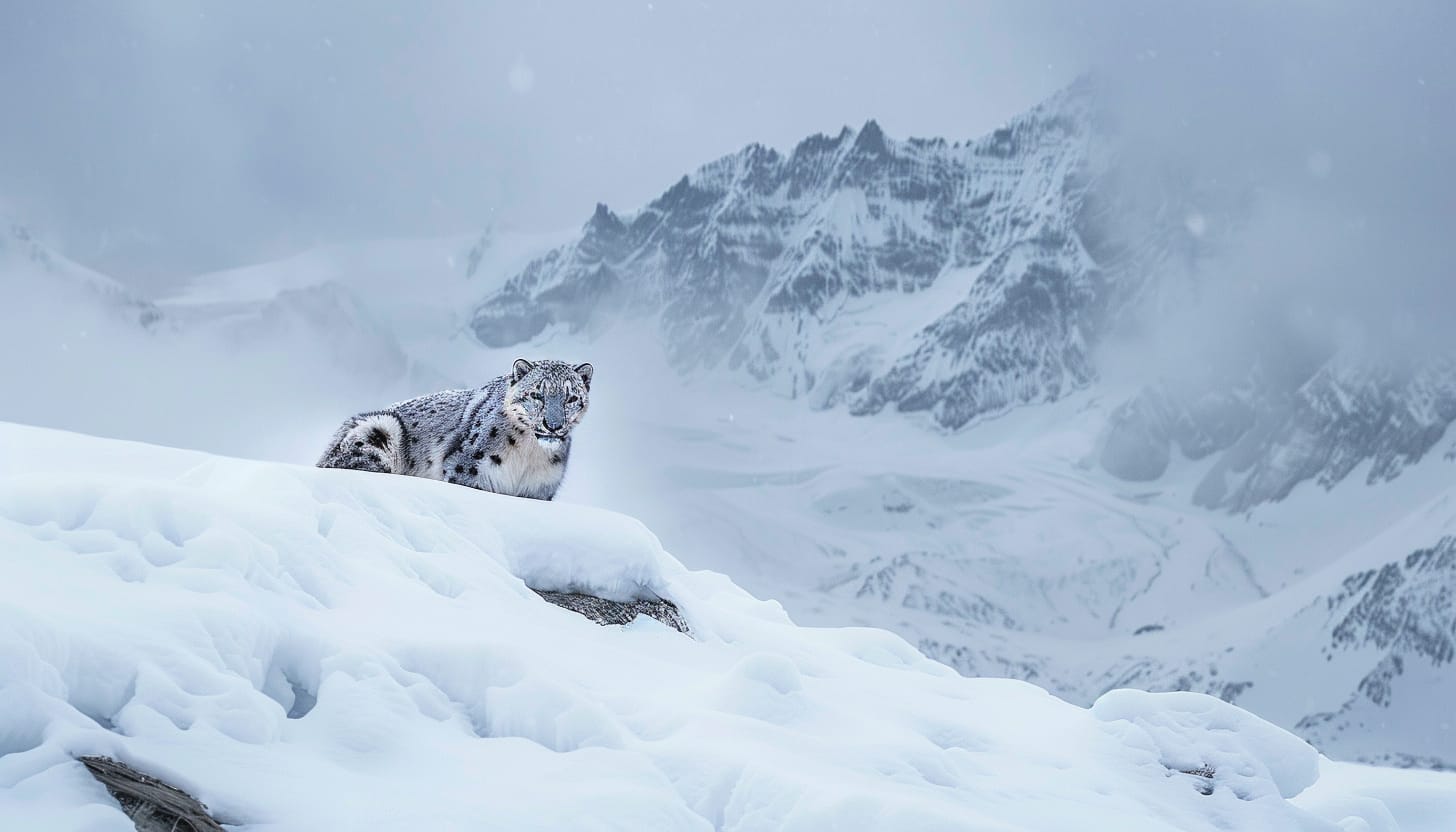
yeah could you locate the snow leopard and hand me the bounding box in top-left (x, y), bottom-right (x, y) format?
top-left (317, 358), bottom-right (593, 501)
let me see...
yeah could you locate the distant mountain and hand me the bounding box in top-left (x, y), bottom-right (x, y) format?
top-left (1089, 518), bottom-right (1456, 769)
top-left (471, 80), bottom-right (1155, 429)
top-left (1103, 354), bottom-right (1456, 511)
top-left (1, 221), bottom-right (162, 329)
top-left (163, 228), bottom-right (568, 382)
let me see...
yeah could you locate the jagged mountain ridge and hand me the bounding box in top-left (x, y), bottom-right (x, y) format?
top-left (471, 80), bottom-right (1146, 430)
top-left (1102, 352), bottom-right (1456, 512)
top-left (1296, 536), bottom-right (1456, 768)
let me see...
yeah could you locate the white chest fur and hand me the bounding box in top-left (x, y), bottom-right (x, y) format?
top-left (478, 436), bottom-right (564, 498)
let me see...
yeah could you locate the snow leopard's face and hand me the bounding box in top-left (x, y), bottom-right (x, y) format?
top-left (506, 358), bottom-right (593, 446)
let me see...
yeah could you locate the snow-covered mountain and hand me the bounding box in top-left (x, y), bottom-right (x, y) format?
top-left (1, 221), bottom-right (162, 330)
top-left (1071, 481), bottom-right (1456, 769)
top-left (4, 421), bottom-right (1454, 831)
top-left (471, 80), bottom-right (1131, 427)
top-left (162, 228), bottom-right (567, 357)
top-left (1102, 353), bottom-right (1456, 512)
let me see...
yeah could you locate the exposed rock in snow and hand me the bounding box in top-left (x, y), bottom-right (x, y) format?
top-left (81, 756), bottom-right (225, 832)
top-left (1092, 689), bottom-right (1320, 801)
top-left (533, 589), bottom-right (690, 633)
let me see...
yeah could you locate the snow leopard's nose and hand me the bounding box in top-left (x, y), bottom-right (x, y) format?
top-left (543, 398), bottom-right (567, 432)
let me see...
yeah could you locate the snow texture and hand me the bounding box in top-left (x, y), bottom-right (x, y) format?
top-left (4, 422), bottom-right (1453, 831)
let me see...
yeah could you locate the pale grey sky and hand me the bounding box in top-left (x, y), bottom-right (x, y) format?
top-left (0, 1), bottom-right (1074, 285)
top-left (1, 0), bottom-right (1451, 316)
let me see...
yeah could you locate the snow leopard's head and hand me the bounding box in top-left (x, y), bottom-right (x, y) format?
top-left (505, 358), bottom-right (593, 445)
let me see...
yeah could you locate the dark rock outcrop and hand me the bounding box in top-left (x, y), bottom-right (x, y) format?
top-left (533, 589), bottom-right (690, 634)
top-left (81, 756), bottom-right (225, 832)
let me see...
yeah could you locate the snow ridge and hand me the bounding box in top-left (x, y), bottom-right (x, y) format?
top-left (3, 421), bottom-right (1451, 831)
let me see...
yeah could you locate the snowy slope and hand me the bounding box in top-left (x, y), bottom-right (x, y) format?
top-left (0, 222), bottom-right (161, 330)
top-left (3, 421), bottom-right (1453, 831)
top-left (0, 227), bottom-right (556, 463)
top-left (542, 365), bottom-right (1456, 770)
top-left (1054, 471), bottom-right (1456, 769)
top-left (162, 227), bottom-right (567, 361)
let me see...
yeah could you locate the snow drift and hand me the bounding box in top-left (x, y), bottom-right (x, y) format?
top-left (1, 423), bottom-right (1452, 830)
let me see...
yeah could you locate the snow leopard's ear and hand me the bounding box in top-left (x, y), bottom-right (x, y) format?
top-left (574, 362), bottom-right (594, 391)
top-left (512, 358), bottom-right (534, 384)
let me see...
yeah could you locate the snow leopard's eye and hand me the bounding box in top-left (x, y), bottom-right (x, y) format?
top-left (566, 396), bottom-right (581, 407)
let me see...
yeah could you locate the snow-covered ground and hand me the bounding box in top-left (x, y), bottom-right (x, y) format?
top-left (3, 421), bottom-right (1454, 831)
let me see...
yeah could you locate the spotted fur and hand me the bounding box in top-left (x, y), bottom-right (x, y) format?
top-left (318, 358), bottom-right (593, 500)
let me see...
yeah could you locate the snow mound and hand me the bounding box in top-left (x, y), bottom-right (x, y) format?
top-left (1, 422), bottom-right (1452, 831)
top-left (1092, 689), bottom-right (1320, 800)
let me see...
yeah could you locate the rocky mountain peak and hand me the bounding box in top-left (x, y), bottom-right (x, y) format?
top-left (851, 118), bottom-right (888, 155)
top-left (471, 79), bottom-right (1115, 420)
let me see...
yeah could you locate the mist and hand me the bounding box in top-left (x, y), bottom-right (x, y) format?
top-left (0, 0), bottom-right (1069, 288)
top-left (1064, 1), bottom-right (1456, 377)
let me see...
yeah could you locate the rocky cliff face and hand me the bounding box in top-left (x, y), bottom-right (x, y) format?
top-left (1295, 536), bottom-right (1456, 767)
top-left (1102, 355), bottom-right (1456, 511)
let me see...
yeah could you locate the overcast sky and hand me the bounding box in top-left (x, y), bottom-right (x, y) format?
top-left (0, 1), bottom-right (1080, 286)
top-left (2, 0), bottom-right (1451, 307)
